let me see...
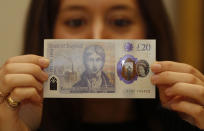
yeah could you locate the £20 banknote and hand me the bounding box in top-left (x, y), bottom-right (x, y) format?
top-left (44, 39), bottom-right (156, 98)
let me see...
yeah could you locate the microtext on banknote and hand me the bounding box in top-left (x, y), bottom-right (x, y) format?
top-left (43, 39), bottom-right (156, 98)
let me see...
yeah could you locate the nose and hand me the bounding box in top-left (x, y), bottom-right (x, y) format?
top-left (92, 16), bottom-right (106, 39)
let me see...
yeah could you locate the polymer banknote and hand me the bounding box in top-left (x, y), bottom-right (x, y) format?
top-left (44, 39), bottom-right (156, 98)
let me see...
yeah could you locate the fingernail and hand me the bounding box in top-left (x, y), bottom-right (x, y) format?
top-left (41, 71), bottom-right (48, 81)
top-left (39, 57), bottom-right (49, 67)
top-left (165, 88), bottom-right (172, 96)
top-left (37, 95), bottom-right (43, 102)
top-left (151, 75), bottom-right (159, 84)
top-left (151, 63), bottom-right (161, 72)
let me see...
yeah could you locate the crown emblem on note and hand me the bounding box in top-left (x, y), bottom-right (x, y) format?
top-left (124, 42), bottom-right (133, 52)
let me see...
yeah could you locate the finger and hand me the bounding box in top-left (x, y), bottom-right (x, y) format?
top-left (160, 95), bottom-right (181, 109)
top-left (165, 83), bottom-right (204, 105)
top-left (170, 100), bottom-right (204, 129)
top-left (158, 85), bottom-right (174, 105)
top-left (3, 87), bottom-right (42, 112)
top-left (1, 74), bottom-right (43, 94)
top-left (151, 71), bottom-right (204, 86)
top-left (151, 61), bottom-right (204, 82)
top-left (0, 87), bottom-right (41, 128)
top-left (2, 63), bottom-right (48, 82)
top-left (4, 55), bottom-right (49, 68)
top-left (9, 87), bottom-right (42, 103)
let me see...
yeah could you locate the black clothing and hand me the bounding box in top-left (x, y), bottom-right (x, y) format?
top-left (38, 98), bottom-right (203, 131)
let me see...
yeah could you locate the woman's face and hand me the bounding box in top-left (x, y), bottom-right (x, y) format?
top-left (54, 0), bottom-right (146, 39)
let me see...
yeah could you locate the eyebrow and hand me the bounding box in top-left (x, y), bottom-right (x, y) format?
top-left (109, 5), bottom-right (134, 11)
top-left (60, 4), bottom-right (134, 12)
top-left (61, 5), bottom-right (87, 12)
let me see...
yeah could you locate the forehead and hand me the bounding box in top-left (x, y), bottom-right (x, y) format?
top-left (60, 0), bottom-right (137, 11)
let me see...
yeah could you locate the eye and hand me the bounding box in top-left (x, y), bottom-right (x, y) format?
top-left (111, 18), bottom-right (132, 27)
top-left (64, 18), bottom-right (86, 28)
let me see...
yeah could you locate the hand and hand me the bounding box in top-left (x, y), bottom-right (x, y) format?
top-left (0, 55), bottom-right (49, 131)
top-left (151, 61), bottom-right (204, 129)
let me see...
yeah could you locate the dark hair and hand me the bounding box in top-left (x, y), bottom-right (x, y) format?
top-left (24, 0), bottom-right (176, 130)
top-left (24, 0), bottom-right (60, 55)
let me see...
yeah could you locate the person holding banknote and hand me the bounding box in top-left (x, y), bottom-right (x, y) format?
top-left (0, 0), bottom-right (204, 131)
